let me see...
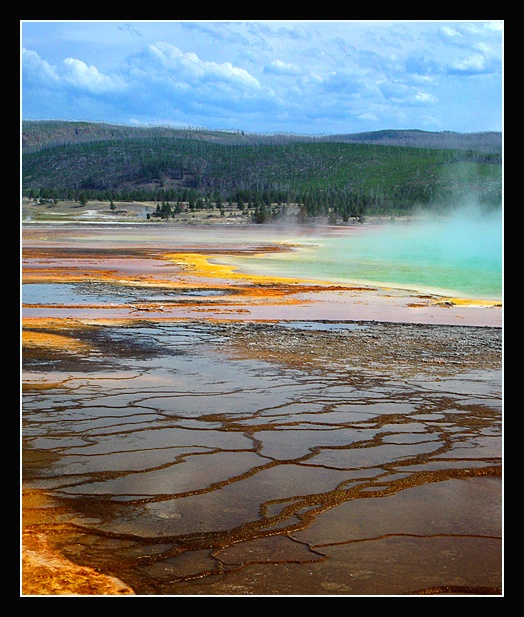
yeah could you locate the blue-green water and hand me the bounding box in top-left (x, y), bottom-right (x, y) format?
top-left (226, 211), bottom-right (503, 300)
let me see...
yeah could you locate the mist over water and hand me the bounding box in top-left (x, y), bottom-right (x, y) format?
top-left (233, 206), bottom-right (503, 299)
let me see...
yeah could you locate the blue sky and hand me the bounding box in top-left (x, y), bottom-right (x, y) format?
top-left (21, 20), bottom-right (503, 135)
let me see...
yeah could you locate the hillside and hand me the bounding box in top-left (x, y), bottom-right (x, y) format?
top-left (21, 121), bottom-right (502, 219)
top-left (22, 120), bottom-right (502, 153)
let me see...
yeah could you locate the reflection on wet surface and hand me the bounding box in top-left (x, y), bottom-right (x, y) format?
top-left (22, 321), bottom-right (502, 595)
top-left (21, 225), bottom-right (502, 595)
top-left (23, 283), bottom-right (230, 304)
top-left (21, 226), bottom-right (502, 326)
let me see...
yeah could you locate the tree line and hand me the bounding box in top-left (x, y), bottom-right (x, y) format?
top-left (22, 136), bottom-right (502, 221)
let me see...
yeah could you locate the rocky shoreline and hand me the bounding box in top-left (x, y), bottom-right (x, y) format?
top-left (213, 320), bottom-right (502, 378)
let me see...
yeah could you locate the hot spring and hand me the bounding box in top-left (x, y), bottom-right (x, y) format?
top-left (221, 209), bottom-right (503, 300)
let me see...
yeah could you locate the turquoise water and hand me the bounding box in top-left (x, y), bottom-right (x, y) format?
top-left (226, 210), bottom-right (503, 300)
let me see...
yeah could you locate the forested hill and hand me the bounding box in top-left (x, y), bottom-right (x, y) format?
top-left (22, 120), bottom-right (502, 218)
top-left (22, 120), bottom-right (502, 153)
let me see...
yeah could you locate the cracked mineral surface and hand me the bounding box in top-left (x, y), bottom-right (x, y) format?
top-left (21, 225), bottom-right (502, 596)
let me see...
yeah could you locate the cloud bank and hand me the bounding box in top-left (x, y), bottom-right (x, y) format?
top-left (21, 20), bottom-right (503, 134)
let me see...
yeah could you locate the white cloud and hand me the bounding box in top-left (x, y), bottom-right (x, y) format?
top-left (485, 21), bottom-right (503, 32)
top-left (21, 21), bottom-right (503, 134)
top-left (378, 79), bottom-right (438, 107)
top-left (61, 58), bottom-right (125, 93)
top-left (264, 60), bottom-right (301, 75)
top-left (137, 42), bottom-right (262, 91)
top-left (22, 47), bottom-right (125, 94)
top-left (413, 91), bottom-right (438, 105)
top-left (22, 48), bottom-right (59, 84)
top-left (440, 25), bottom-right (462, 38)
top-left (449, 53), bottom-right (488, 75)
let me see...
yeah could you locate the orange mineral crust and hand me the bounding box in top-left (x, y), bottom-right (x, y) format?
top-left (22, 234), bottom-right (501, 327)
top-left (22, 489), bottom-right (134, 596)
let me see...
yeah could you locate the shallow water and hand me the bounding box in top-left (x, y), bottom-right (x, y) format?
top-left (22, 283), bottom-right (229, 305)
top-left (22, 321), bottom-right (502, 595)
top-left (222, 213), bottom-right (503, 300)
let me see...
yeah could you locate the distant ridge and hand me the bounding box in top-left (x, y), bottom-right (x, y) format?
top-left (323, 129), bottom-right (502, 152)
top-left (22, 120), bottom-right (502, 154)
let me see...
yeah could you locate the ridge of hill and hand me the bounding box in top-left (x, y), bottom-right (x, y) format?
top-left (22, 120), bottom-right (502, 153)
top-left (21, 121), bottom-right (502, 218)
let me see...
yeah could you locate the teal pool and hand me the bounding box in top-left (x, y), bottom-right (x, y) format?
top-left (223, 211), bottom-right (502, 300)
